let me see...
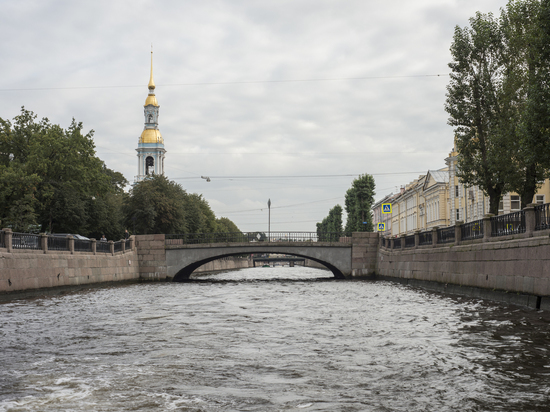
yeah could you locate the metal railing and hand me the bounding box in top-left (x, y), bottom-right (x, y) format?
top-left (461, 219), bottom-right (484, 241)
top-left (75, 239), bottom-right (93, 252)
top-left (48, 236), bottom-right (68, 251)
top-left (437, 226), bottom-right (455, 244)
top-left (0, 230), bottom-right (5, 248)
top-left (418, 231), bottom-right (432, 246)
top-left (12, 232), bottom-right (41, 250)
top-left (393, 238), bottom-right (401, 248)
top-left (125, 239), bottom-right (132, 250)
top-left (491, 210), bottom-right (525, 237)
top-left (404, 235), bottom-right (415, 248)
top-left (535, 203), bottom-right (550, 231)
top-left (114, 241), bottom-right (123, 253)
top-left (166, 232), bottom-right (349, 245)
top-left (96, 241), bottom-right (111, 253)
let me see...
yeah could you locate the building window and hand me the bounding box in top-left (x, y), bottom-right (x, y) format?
top-left (511, 195), bottom-right (520, 210)
top-left (536, 195), bottom-right (545, 204)
top-left (455, 185), bottom-right (459, 197)
top-left (145, 156), bottom-right (154, 175)
top-left (456, 208), bottom-right (460, 221)
top-left (499, 200), bottom-right (504, 212)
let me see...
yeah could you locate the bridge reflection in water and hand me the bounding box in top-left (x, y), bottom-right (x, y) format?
top-left (165, 232), bottom-right (352, 280)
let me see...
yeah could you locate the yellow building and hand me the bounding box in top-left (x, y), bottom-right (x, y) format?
top-left (445, 145), bottom-right (550, 225)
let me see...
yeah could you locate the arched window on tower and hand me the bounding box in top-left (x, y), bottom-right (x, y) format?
top-left (148, 114), bottom-right (153, 123)
top-left (146, 156), bottom-right (154, 175)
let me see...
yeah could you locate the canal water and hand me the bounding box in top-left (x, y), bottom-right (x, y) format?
top-left (1, 266), bottom-right (550, 411)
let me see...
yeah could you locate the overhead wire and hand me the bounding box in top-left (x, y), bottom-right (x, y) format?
top-left (0, 73), bottom-right (450, 92)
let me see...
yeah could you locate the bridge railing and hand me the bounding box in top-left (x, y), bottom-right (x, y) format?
top-left (166, 232), bottom-right (349, 245)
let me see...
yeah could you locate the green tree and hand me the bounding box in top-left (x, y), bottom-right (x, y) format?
top-left (316, 204), bottom-right (343, 241)
top-left (0, 108), bottom-right (115, 233)
top-left (124, 175), bottom-right (188, 234)
top-left (216, 217), bottom-right (241, 233)
top-left (501, 0), bottom-right (550, 207)
top-left (344, 174), bottom-right (375, 234)
top-left (445, 12), bottom-right (516, 215)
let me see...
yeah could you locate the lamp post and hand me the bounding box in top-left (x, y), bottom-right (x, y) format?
top-left (268, 198), bottom-right (271, 242)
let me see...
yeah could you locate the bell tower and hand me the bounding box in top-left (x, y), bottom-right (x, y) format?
top-left (135, 49), bottom-right (166, 182)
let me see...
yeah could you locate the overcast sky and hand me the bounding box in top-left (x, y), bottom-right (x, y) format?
top-left (1, 0), bottom-right (507, 233)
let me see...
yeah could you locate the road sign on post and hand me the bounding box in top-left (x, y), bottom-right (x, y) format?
top-left (377, 222), bottom-right (386, 231)
top-left (382, 203), bottom-right (392, 214)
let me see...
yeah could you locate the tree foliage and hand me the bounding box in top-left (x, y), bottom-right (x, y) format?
top-left (1, 107), bottom-right (240, 238)
top-left (500, 0), bottom-right (550, 207)
top-left (123, 174), bottom-right (241, 235)
top-left (344, 174), bottom-right (375, 234)
top-left (316, 204), bottom-right (343, 241)
top-left (446, 1), bottom-right (550, 213)
top-left (0, 107), bottom-right (123, 236)
top-left (445, 12), bottom-right (515, 215)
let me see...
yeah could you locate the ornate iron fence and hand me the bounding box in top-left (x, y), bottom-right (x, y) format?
top-left (418, 231), bottom-right (432, 246)
top-left (12, 232), bottom-right (41, 250)
top-left (165, 232), bottom-right (349, 245)
top-left (461, 219), bottom-right (484, 241)
top-left (125, 239), bottom-right (131, 250)
top-left (437, 226), bottom-right (455, 244)
top-left (535, 203), bottom-right (550, 231)
top-left (404, 235), bottom-right (415, 248)
top-left (491, 211), bottom-right (525, 236)
top-left (393, 238), bottom-right (401, 248)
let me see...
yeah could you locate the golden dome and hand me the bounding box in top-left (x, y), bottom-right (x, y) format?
top-left (144, 94), bottom-right (159, 107)
top-left (140, 129), bottom-right (164, 144)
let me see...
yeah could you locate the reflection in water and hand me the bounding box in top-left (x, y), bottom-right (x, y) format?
top-left (1, 266), bottom-right (549, 411)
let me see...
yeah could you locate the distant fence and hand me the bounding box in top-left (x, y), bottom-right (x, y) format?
top-left (1, 230), bottom-right (133, 255)
top-left (166, 232), bottom-right (351, 245)
top-left (383, 203), bottom-right (546, 250)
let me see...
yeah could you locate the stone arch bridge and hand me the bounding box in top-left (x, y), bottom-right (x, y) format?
top-left (135, 232), bottom-right (378, 281)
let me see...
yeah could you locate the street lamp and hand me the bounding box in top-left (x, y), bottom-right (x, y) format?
top-left (268, 198), bottom-right (271, 242)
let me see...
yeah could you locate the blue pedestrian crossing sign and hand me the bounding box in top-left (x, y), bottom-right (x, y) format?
top-left (377, 222), bottom-right (386, 231)
top-left (382, 203), bottom-right (392, 214)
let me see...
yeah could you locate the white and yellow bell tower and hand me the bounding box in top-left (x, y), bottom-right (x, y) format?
top-left (135, 50), bottom-right (166, 182)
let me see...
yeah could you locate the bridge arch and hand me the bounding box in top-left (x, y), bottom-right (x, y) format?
top-left (166, 243), bottom-right (352, 281)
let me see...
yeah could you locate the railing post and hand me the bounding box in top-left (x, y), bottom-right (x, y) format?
top-left (400, 234), bottom-right (405, 250)
top-left (3, 228), bottom-right (12, 252)
top-left (483, 214), bottom-right (494, 242)
top-left (390, 237), bottom-right (395, 250)
top-left (454, 221), bottom-right (463, 246)
top-left (524, 203), bottom-right (536, 237)
top-left (414, 230), bottom-right (420, 249)
top-left (109, 240), bottom-right (114, 256)
top-left (41, 233), bottom-right (48, 254)
top-left (129, 236), bottom-right (135, 251)
top-left (68, 235), bottom-right (75, 254)
top-left (120, 239), bottom-right (126, 253)
top-left (432, 227), bottom-right (438, 247)
top-left (91, 238), bottom-right (97, 255)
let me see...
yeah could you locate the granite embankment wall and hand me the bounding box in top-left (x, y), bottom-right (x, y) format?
top-left (0, 247), bottom-right (139, 293)
top-left (378, 233), bottom-right (550, 310)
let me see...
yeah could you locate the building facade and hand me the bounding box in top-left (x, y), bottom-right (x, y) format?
top-left (135, 51), bottom-right (166, 183)
top-left (377, 143), bottom-right (550, 237)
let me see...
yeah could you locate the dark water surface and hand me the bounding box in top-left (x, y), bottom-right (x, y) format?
top-left (1, 267), bottom-right (550, 411)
